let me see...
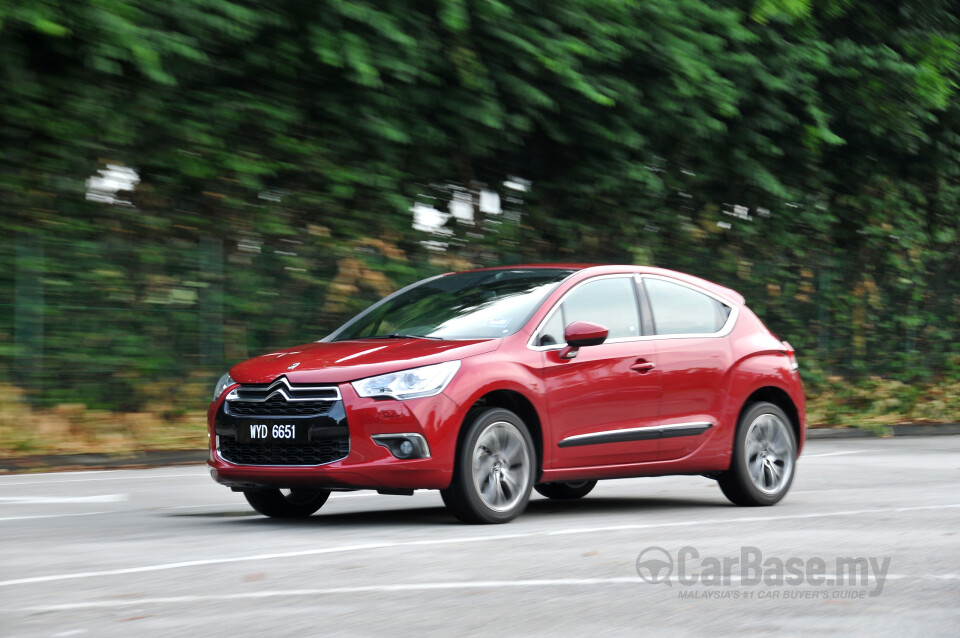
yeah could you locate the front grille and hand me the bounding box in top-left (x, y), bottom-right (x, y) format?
top-left (219, 438), bottom-right (349, 466)
top-left (216, 375), bottom-right (350, 466)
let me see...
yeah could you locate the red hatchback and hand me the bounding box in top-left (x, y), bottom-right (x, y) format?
top-left (208, 265), bottom-right (805, 523)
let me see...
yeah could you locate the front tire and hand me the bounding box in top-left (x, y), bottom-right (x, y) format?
top-left (718, 402), bottom-right (797, 506)
top-left (243, 488), bottom-right (330, 518)
top-left (534, 480), bottom-right (597, 500)
top-left (441, 408), bottom-right (536, 524)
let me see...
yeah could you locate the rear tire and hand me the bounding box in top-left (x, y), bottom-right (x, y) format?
top-left (441, 407), bottom-right (535, 524)
top-left (534, 480), bottom-right (597, 500)
top-left (718, 402), bottom-right (797, 506)
top-left (243, 488), bottom-right (330, 518)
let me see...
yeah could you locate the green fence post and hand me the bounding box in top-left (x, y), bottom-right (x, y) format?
top-left (15, 234), bottom-right (44, 399)
top-left (200, 236), bottom-right (224, 371)
top-left (818, 256), bottom-right (831, 373)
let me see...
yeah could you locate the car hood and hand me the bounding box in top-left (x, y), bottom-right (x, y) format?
top-left (229, 338), bottom-right (500, 385)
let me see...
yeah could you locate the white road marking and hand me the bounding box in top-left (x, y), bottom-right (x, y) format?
top-left (2, 469), bottom-right (113, 477)
top-left (0, 494), bottom-right (127, 505)
top-left (0, 472), bottom-right (205, 486)
top-left (0, 475), bottom-right (433, 490)
top-left (0, 511), bottom-right (107, 523)
top-left (17, 574), bottom-right (960, 612)
top-left (803, 451), bottom-right (868, 458)
top-left (160, 493), bottom-right (381, 510)
top-left (1, 503), bottom-right (957, 588)
top-left (0, 490), bottom-right (409, 515)
top-left (23, 579), bottom-right (642, 611)
top-left (162, 502), bottom-right (246, 510)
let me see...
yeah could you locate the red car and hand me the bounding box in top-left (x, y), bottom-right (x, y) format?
top-left (208, 265), bottom-right (805, 523)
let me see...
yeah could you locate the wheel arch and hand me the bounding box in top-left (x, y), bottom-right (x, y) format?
top-left (738, 386), bottom-right (803, 454)
top-left (460, 389), bottom-right (545, 481)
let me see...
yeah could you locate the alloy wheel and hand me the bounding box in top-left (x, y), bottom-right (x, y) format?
top-left (471, 421), bottom-right (532, 513)
top-left (744, 413), bottom-right (795, 495)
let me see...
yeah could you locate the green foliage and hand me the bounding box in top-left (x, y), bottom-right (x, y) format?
top-left (806, 376), bottom-right (960, 430)
top-left (1, 0), bottom-right (959, 441)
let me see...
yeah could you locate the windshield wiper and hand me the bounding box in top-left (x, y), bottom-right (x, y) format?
top-left (368, 333), bottom-right (443, 340)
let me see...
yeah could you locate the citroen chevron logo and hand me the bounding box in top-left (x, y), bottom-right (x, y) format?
top-left (287, 362), bottom-right (300, 370)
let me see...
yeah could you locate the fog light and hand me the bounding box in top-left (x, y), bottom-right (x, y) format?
top-left (371, 433), bottom-right (431, 459)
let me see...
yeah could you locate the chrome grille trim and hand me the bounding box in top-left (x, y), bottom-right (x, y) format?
top-left (226, 375), bottom-right (341, 403)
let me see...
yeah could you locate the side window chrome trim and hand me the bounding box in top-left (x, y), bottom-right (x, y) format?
top-left (526, 273), bottom-right (740, 351)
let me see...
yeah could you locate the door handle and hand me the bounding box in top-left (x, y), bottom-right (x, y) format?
top-left (631, 360), bottom-right (656, 373)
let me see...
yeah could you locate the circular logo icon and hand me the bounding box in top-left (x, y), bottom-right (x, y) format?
top-left (635, 547), bottom-right (674, 586)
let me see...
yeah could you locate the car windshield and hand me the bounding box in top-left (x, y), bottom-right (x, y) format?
top-left (329, 269), bottom-right (575, 341)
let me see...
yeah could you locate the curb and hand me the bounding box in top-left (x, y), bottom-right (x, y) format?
top-left (806, 423), bottom-right (960, 439)
top-left (2, 424), bottom-right (958, 473)
top-left (0, 449), bottom-right (208, 474)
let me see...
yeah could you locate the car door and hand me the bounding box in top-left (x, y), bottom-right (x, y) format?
top-left (536, 275), bottom-right (661, 468)
top-left (640, 276), bottom-right (735, 461)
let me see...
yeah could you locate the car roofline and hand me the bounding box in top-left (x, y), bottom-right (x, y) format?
top-left (443, 264), bottom-right (745, 306)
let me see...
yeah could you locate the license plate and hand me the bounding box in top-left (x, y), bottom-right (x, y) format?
top-left (237, 421), bottom-right (305, 443)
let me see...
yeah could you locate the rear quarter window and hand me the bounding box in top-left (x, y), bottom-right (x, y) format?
top-left (644, 278), bottom-right (731, 335)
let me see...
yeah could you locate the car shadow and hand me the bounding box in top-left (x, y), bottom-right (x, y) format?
top-left (169, 494), bottom-right (729, 527)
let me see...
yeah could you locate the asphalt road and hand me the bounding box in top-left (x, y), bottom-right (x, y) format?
top-left (2, 436), bottom-right (958, 638)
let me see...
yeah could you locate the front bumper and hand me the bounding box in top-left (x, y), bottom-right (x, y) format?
top-left (207, 382), bottom-right (460, 490)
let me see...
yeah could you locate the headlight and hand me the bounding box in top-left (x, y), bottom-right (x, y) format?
top-left (212, 372), bottom-right (235, 402)
top-left (351, 360), bottom-right (461, 401)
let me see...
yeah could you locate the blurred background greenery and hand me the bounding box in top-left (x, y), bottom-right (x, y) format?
top-left (2, 0), bottom-right (959, 456)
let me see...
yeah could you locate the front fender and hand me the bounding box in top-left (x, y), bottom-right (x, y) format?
top-left (441, 357), bottom-right (552, 465)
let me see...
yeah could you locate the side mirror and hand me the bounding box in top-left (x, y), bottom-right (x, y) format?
top-left (560, 321), bottom-right (609, 359)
